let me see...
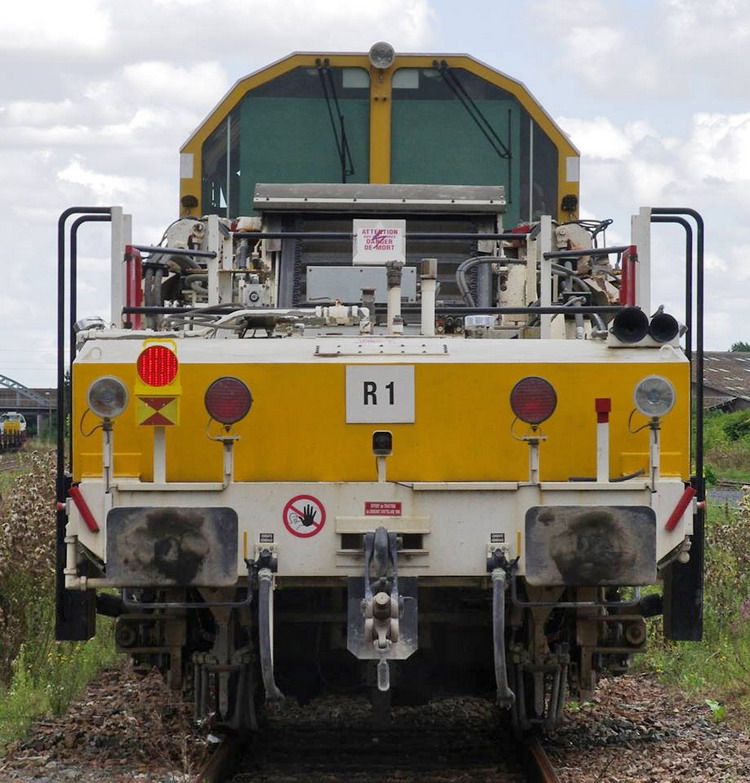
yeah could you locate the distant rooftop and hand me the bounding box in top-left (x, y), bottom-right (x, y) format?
top-left (696, 352), bottom-right (750, 410)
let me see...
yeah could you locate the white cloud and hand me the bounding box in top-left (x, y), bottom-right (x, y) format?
top-left (686, 113), bottom-right (750, 183)
top-left (57, 158), bottom-right (148, 202)
top-left (704, 252), bottom-right (728, 274)
top-left (558, 117), bottom-right (632, 160)
top-left (2, 100), bottom-right (75, 126)
top-left (121, 62), bottom-right (229, 110)
top-left (531, 0), bottom-right (750, 99)
top-left (0, 2), bottom-right (111, 53)
top-left (560, 106), bottom-right (750, 348)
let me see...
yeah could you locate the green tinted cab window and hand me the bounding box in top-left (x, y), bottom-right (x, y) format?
top-left (391, 67), bottom-right (558, 226)
top-left (202, 67), bottom-right (370, 216)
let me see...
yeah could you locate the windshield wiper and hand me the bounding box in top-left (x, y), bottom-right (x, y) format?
top-left (317, 58), bottom-right (355, 183)
top-left (433, 59), bottom-right (512, 197)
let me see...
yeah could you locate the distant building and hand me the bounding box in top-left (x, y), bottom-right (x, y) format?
top-left (697, 352), bottom-right (750, 412)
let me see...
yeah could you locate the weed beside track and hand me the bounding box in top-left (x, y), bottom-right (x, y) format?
top-left (0, 446), bottom-right (120, 750)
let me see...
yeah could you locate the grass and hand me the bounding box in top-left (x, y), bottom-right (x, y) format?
top-left (0, 604), bottom-right (120, 749)
top-left (704, 408), bottom-right (750, 482)
top-left (0, 446), bottom-right (123, 752)
top-left (643, 498), bottom-right (750, 727)
top-left (651, 407), bottom-right (750, 724)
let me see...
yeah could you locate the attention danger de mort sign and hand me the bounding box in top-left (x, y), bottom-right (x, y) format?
top-left (352, 219), bottom-right (406, 265)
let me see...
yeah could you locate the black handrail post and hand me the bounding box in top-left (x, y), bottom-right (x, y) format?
top-left (649, 217), bottom-right (694, 361)
top-left (56, 206), bottom-right (113, 641)
top-left (650, 207), bottom-right (705, 642)
top-left (69, 214), bottom-right (112, 395)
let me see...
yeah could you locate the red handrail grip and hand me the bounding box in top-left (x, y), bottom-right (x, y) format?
top-left (68, 485), bottom-right (100, 533)
top-left (134, 247), bottom-right (143, 330)
top-left (665, 486), bottom-right (697, 532)
top-left (125, 245), bottom-right (143, 330)
top-left (621, 245), bottom-right (638, 306)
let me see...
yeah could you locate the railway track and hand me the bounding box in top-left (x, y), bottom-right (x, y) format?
top-left (714, 479), bottom-right (748, 489)
top-left (195, 695), bottom-right (561, 783)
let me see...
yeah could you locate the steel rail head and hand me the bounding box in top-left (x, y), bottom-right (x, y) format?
top-left (523, 735), bottom-right (562, 783)
top-left (194, 736), bottom-right (243, 783)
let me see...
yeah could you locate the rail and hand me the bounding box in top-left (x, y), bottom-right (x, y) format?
top-left (522, 735), bottom-right (562, 783)
top-left (195, 737), bottom-right (242, 783)
top-left (196, 731), bottom-right (562, 783)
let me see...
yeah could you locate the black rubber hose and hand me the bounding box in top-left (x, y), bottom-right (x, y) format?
top-left (258, 569), bottom-right (284, 702)
top-left (492, 569), bottom-right (515, 707)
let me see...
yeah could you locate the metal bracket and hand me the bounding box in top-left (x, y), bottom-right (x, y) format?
top-left (510, 574), bottom-right (642, 609)
top-left (347, 526), bottom-right (418, 685)
top-left (122, 585), bottom-right (253, 610)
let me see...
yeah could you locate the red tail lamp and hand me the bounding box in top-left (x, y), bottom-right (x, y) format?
top-left (137, 345), bottom-right (178, 387)
top-left (205, 377), bottom-right (253, 424)
top-left (510, 377), bottom-right (557, 425)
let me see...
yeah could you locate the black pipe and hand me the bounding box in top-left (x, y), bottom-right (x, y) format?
top-left (650, 208), bottom-right (704, 491)
top-left (650, 217), bottom-right (693, 360)
top-left (543, 245), bottom-right (632, 260)
top-left (133, 244), bottom-right (217, 258)
top-left (69, 215), bottom-right (111, 391)
top-left (122, 304), bottom-right (624, 316)
top-left (56, 206), bottom-right (112, 642)
top-left (418, 305), bottom-right (622, 315)
top-left (56, 207), bottom-right (111, 503)
top-left (232, 232), bottom-right (530, 241)
top-left (650, 207), bottom-right (704, 643)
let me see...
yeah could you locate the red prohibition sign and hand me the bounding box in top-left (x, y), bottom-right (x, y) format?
top-left (282, 494), bottom-right (326, 538)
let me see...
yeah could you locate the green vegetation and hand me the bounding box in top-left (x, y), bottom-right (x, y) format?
top-left (0, 609), bottom-right (119, 748)
top-left (704, 408), bottom-right (750, 484)
top-left (0, 449), bottom-right (121, 750)
top-left (644, 499), bottom-right (750, 726)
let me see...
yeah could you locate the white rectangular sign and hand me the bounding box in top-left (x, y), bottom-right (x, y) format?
top-left (346, 365), bottom-right (415, 423)
top-left (352, 219), bottom-right (406, 266)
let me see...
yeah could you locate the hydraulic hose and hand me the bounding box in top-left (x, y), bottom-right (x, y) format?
top-left (456, 255), bottom-right (515, 307)
top-left (457, 257), bottom-right (611, 337)
top-left (258, 568), bottom-right (284, 702)
top-left (491, 568), bottom-right (515, 707)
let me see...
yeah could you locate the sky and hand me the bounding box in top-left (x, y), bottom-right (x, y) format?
top-left (3, 0), bottom-right (749, 388)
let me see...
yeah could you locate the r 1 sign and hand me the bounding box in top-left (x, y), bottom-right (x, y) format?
top-left (345, 365), bottom-right (415, 423)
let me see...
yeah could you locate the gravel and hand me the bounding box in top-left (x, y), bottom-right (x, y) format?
top-left (0, 667), bottom-right (207, 782)
top-left (548, 672), bottom-right (750, 782)
top-left (2, 666), bottom-right (749, 781)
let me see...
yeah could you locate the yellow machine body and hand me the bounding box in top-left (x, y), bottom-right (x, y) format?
top-left (73, 346), bottom-right (688, 484)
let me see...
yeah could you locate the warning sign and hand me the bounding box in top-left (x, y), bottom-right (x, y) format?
top-left (365, 501), bottom-right (402, 517)
top-left (353, 219), bottom-right (406, 266)
top-left (282, 494), bottom-right (326, 538)
top-left (136, 396), bottom-right (179, 426)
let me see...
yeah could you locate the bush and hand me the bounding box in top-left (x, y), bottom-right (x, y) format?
top-left (724, 415), bottom-right (750, 442)
top-left (0, 448), bottom-right (121, 749)
top-left (704, 409), bottom-right (750, 482)
top-left (0, 450), bottom-right (57, 682)
top-left (644, 497), bottom-right (750, 723)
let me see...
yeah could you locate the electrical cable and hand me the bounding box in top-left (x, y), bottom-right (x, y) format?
top-left (79, 408), bottom-right (102, 437)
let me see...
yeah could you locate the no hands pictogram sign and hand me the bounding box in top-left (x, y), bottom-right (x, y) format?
top-left (282, 494), bottom-right (326, 538)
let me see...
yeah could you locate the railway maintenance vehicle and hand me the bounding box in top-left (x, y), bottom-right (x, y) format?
top-left (56, 43), bottom-right (705, 735)
top-left (1, 411), bottom-right (27, 452)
